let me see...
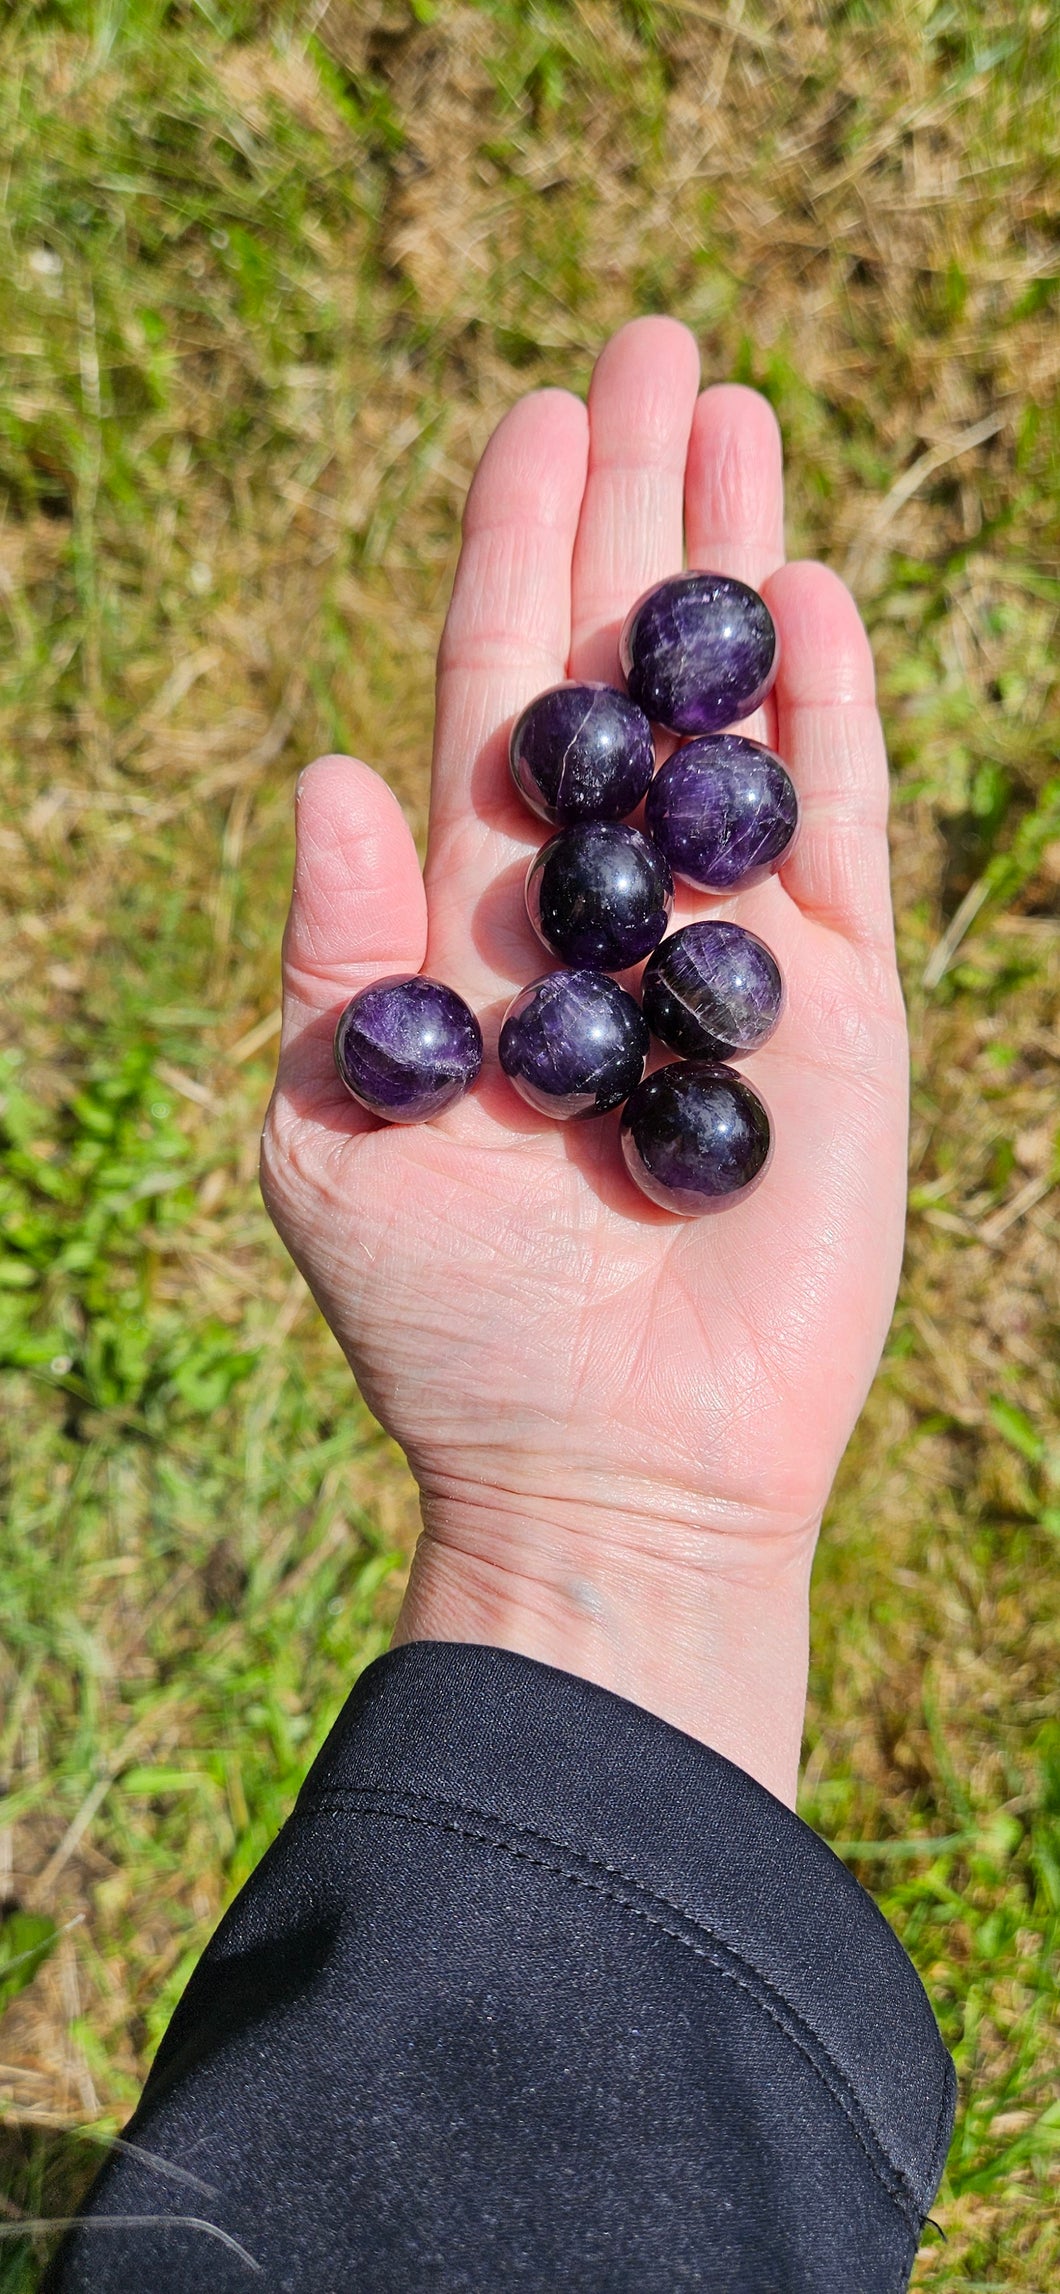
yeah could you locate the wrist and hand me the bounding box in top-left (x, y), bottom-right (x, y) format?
top-left (390, 1482), bottom-right (819, 1808)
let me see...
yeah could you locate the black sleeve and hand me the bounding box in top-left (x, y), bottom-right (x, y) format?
top-left (45, 1640), bottom-right (955, 2294)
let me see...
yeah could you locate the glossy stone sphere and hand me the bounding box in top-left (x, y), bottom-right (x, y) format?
top-left (620, 571), bottom-right (778, 736)
top-left (334, 975), bottom-right (482, 1123)
top-left (644, 734), bottom-right (798, 893)
top-left (509, 682), bottom-right (655, 824)
top-left (620, 1062), bottom-right (773, 1214)
top-left (499, 970), bottom-right (649, 1119)
top-left (641, 923), bottom-right (784, 1061)
top-left (525, 822), bottom-right (673, 971)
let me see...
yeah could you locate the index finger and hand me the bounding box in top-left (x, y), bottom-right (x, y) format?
top-left (423, 389), bottom-right (589, 997)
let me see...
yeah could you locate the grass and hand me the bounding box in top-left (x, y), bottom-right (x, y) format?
top-left (0, 0), bottom-right (1058, 2283)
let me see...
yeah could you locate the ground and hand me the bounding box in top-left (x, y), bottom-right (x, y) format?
top-left (0, 2), bottom-right (1058, 2285)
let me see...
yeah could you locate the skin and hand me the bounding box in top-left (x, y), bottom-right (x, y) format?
top-left (260, 317), bottom-right (908, 1808)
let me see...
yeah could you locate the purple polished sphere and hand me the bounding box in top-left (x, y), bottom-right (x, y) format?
top-left (619, 571), bottom-right (778, 736)
top-left (641, 923), bottom-right (784, 1061)
top-left (509, 683), bottom-right (655, 824)
top-left (333, 975), bottom-right (482, 1123)
top-left (499, 970), bottom-right (649, 1119)
top-left (620, 1062), bottom-right (773, 1214)
top-left (644, 734), bottom-right (798, 892)
top-left (525, 822), bottom-right (673, 971)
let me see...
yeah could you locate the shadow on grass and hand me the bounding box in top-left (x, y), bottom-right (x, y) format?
top-left (0, 2123), bottom-right (102, 2293)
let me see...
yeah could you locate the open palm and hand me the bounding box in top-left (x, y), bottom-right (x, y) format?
top-left (261, 320), bottom-right (908, 1798)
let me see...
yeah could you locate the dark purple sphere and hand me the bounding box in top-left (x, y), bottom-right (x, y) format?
top-left (641, 923), bottom-right (784, 1061)
top-left (525, 823), bottom-right (673, 971)
top-left (644, 734), bottom-right (798, 893)
top-left (620, 571), bottom-right (778, 736)
top-left (509, 683), bottom-right (655, 825)
top-left (333, 975), bottom-right (482, 1123)
top-left (620, 1062), bottom-right (773, 1214)
top-left (499, 970), bottom-right (649, 1119)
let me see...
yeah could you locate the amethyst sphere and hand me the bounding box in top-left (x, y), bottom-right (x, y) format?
top-left (641, 923), bottom-right (784, 1061)
top-left (509, 683), bottom-right (655, 825)
top-left (334, 975), bottom-right (482, 1123)
top-left (499, 970), bottom-right (649, 1119)
top-left (644, 734), bottom-right (798, 893)
top-left (525, 823), bottom-right (673, 971)
top-left (620, 1063), bottom-right (773, 1214)
top-left (620, 572), bottom-right (778, 736)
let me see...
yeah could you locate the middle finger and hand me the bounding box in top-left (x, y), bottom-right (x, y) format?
top-left (568, 317), bottom-right (701, 683)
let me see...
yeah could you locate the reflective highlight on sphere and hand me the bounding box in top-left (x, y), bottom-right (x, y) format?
top-left (641, 923), bottom-right (784, 1061)
top-left (525, 823), bottom-right (673, 971)
top-left (619, 571), bottom-right (778, 736)
top-left (509, 683), bottom-right (655, 825)
top-left (334, 975), bottom-right (483, 1123)
top-left (644, 734), bottom-right (798, 892)
top-left (620, 1063), bottom-right (773, 1213)
top-left (499, 970), bottom-right (649, 1119)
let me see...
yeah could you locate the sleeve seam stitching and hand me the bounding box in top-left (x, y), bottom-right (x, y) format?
top-left (301, 1782), bottom-right (931, 2229)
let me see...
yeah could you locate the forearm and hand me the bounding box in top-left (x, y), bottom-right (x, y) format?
top-left (393, 1486), bottom-right (816, 1806)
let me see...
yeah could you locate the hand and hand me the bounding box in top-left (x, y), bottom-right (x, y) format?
top-left (260, 318), bottom-right (908, 1806)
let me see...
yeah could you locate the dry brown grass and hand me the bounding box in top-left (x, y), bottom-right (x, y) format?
top-left (1, 2), bottom-right (1058, 2281)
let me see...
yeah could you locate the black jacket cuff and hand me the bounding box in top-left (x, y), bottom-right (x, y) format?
top-left (46, 1639), bottom-right (955, 2293)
